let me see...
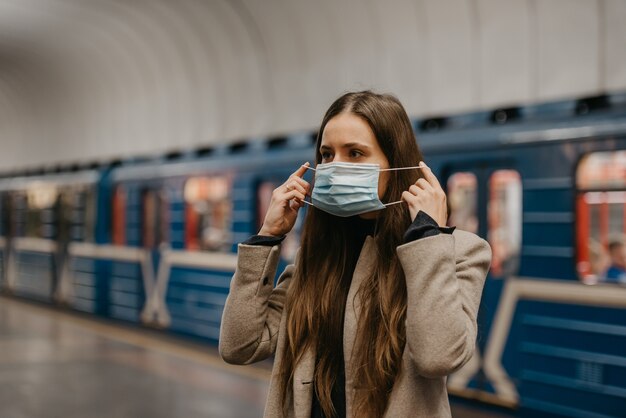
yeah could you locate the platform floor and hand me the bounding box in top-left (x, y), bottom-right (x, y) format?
top-left (0, 296), bottom-right (516, 418)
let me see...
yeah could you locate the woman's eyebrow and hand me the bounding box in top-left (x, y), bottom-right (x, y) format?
top-left (342, 142), bottom-right (371, 149)
top-left (320, 142), bottom-right (371, 150)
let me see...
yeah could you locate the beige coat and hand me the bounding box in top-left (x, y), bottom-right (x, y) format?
top-left (219, 229), bottom-right (492, 417)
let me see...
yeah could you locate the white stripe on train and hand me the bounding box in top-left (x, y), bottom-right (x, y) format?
top-left (455, 277), bottom-right (626, 406)
top-left (10, 239), bottom-right (626, 409)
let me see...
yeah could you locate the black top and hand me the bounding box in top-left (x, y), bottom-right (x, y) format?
top-left (241, 211), bottom-right (455, 418)
top-left (241, 210), bottom-right (454, 247)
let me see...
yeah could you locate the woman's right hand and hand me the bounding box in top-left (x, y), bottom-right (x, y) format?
top-left (258, 163), bottom-right (311, 237)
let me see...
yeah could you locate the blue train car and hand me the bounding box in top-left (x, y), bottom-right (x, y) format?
top-left (91, 137), bottom-right (313, 339)
top-left (0, 170), bottom-right (104, 308)
top-left (2, 93), bottom-right (626, 417)
top-left (419, 103), bottom-right (626, 418)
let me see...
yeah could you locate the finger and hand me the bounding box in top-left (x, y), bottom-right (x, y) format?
top-left (415, 178), bottom-right (433, 191)
top-left (290, 199), bottom-right (304, 211)
top-left (288, 176), bottom-right (311, 193)
top-left (409, 185), bottom-right (421, 195)
top-left (401, 190), bottom-right (415, 203)
top-left (287, 181), bottom-right (307, 195)
top-left (283, 178), bottom-right (309, 196)
top-left (282, 189), bottom-right (306, 202)
top-left (292, 161), bottom-right (311, 179)
top-left (292, 198), bottom-right (304, 209)
top-left (420, 161), bottom-right (441, 189)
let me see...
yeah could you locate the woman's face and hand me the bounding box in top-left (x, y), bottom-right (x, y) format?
top-left (320, 112), bottom-right (390, 219)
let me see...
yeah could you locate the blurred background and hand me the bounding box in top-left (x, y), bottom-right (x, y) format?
top-left (0, 1), bottom-right (625, 417)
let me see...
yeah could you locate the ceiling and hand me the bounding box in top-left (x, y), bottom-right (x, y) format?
top-left (0, 0), bottom-right (624, 171)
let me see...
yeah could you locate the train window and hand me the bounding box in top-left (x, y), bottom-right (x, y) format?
top-left (488, 170), bottom-right (522, 277)
top-left (112, 186), bottom-right (126, 245)
top-left (142, 189), bottom-right (169, 249)
top-left (184, 176), bottom-right (232, 252)
top-left (12, 193), bottom-right (27, 237)
top-left (576, 151), bottom-right (626, 285)
top-left (256, 180), bottom-right (303, 261)
top-left (26, 184), bottom-right (57, 238)
top-left (83, 188), bottom-right (96, 242)
top-left (57, 190), bottom-right (72, 242)
top-left (56, 187), bottom-right (96, 243)
top-left (447, 172), bottom-right (478, 234)
top-left (0, 193), bottom-right (10, 237)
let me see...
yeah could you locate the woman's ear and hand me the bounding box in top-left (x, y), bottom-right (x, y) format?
top-left (377, 170), bottom-right (390, 199)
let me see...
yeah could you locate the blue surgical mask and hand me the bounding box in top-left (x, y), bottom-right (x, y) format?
top-left (302, 161), bottom-right (425, 217)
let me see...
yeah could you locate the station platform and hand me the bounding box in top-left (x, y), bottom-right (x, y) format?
top-left (0, 296), bottom-right (517, 418)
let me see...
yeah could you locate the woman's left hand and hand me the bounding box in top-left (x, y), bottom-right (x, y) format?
top-left (401, 161), bottom-right (448, 226)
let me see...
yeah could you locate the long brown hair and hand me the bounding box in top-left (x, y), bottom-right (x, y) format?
top-left (280, 91), bottom-right (425, 417)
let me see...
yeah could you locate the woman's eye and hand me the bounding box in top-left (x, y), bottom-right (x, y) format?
top-left (350, 150), bottom-right (363, 158)
top-left (321, 152), bottom-right (332, 160)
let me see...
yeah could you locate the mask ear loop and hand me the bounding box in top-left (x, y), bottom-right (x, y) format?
top-left (305, 163), bottom-right (427, 171)
top-left (298, 164), bottom-right (316, 206)
top-left (379, 164), bottom-right (427, 205)
top-left (378, 163), bottom-right (427, 171)
top-left (383, 200), bottom-right (404, 206)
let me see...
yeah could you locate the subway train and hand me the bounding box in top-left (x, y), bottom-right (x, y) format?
top-left (1, 93), bottom-right (625, 418)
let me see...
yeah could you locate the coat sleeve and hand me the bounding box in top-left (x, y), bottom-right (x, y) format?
top-left (396, 230), bottom-right (492, 378)
top-left (219, 243), bottom-right (294, 365)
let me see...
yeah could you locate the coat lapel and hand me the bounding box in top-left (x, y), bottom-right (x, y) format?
top-left (344, 236), bottom-right (376, 417)
top-left (292, 346), bottom-right (316, 418)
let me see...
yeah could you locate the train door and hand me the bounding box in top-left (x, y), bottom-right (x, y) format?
top-left (142, 185), bottom-right (169, 260)
top-left (158, 174), bottom-right (236, 340)
top-left (12, 184), bottom-right (58, 301)
top-left (53, 189), bottom-right (72, 301)
top-left (56, 186), bottom-right (98, 310)
top-left (0, 192), bottom-right (11, 290)
top-left (141, 185), bottom-right (169, 323)
top-left (5, 191), bottom-right (27, 291)
top-left (576, 150), bottom-right (626, 284)
top-left (443, 161), bottom-right (522, 407)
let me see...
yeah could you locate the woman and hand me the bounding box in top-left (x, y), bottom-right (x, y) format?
top-left (219, 91), bottom-right (491, 418)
